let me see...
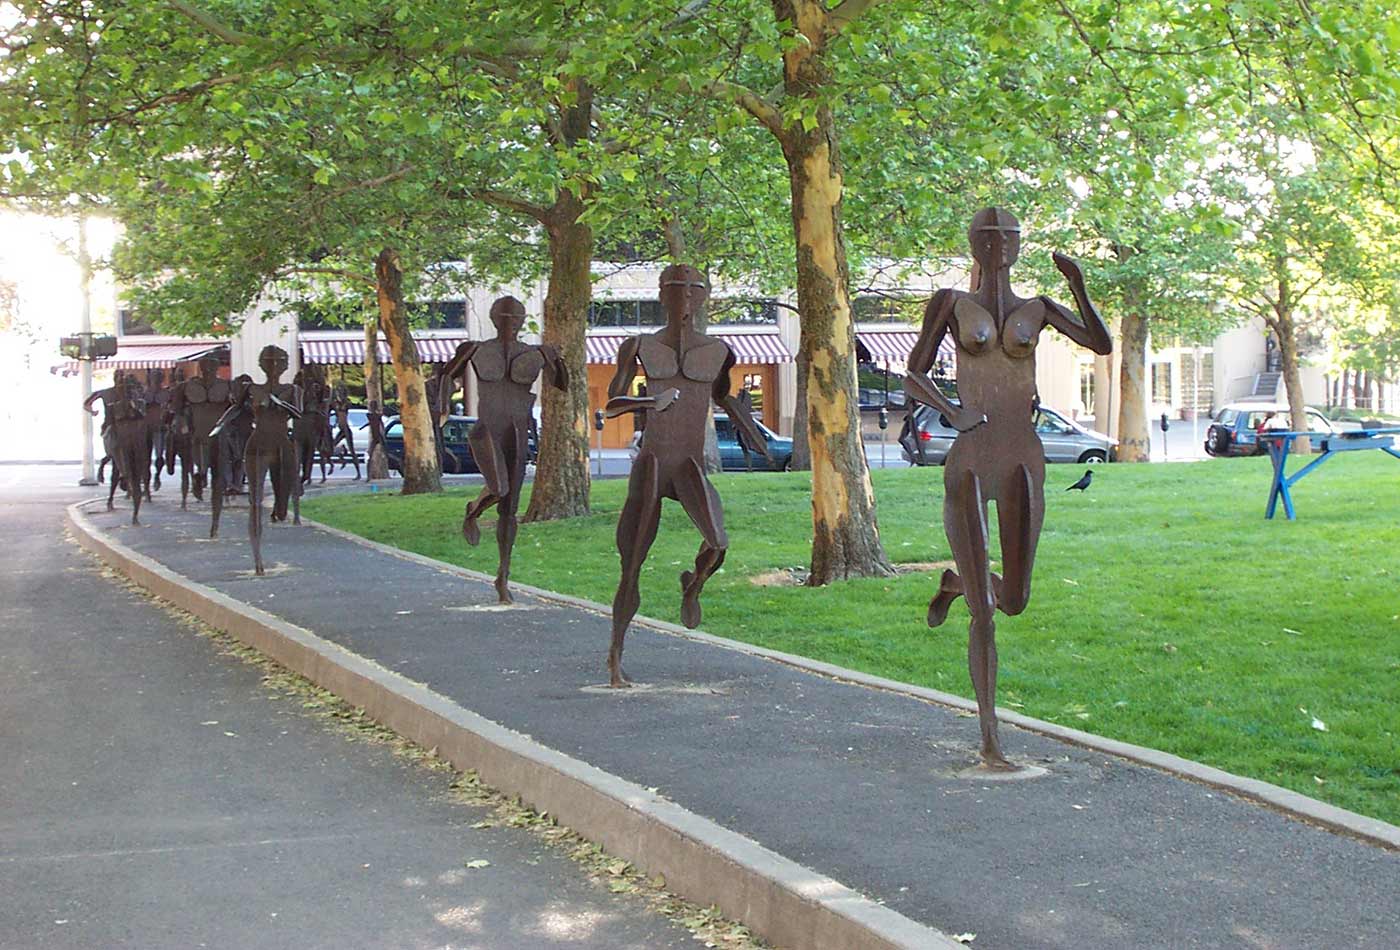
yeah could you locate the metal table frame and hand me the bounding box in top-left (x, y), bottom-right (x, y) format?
top-left (1261, 427), bottom-right (1400, 520)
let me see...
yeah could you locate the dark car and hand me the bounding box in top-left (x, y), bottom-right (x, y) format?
top-left (628, 413), bottom-right (795, 472)
top-left (713, 413), bottom-right (794, 471)
top-left (1203, 402), bottom-right (1340, 457)
top-left (382, 415), bottom-right (538, 475)
top-left (899, 403), bottom-right (1117, 465)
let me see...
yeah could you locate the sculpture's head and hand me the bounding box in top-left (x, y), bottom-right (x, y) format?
top-left (258, 344), bottom-right (289, 383)
top-left (489, 296), bottom-right (527, 340)
top-left (198, 356), bottom-right (221, 381)
top-left (149, 368), bottom-right (164, 389)
top-left (968, 207), bottom-right (1021, 272)
top-left (659, 264), bottom-right (708, 326)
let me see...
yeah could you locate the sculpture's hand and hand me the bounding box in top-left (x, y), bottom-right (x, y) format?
top-left (88, 407), bottom-right (99, 417)
top-left (1053, 251), bottom-right (1085, 288)
top-left (950, 407), bottom-right (988, 432)
top-left (653, 388), bottom-right (681, 413)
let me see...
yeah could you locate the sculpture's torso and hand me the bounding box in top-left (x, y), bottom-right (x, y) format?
top-left (634, 330), bottom-right (729, 470)
top-left (471, 339), bottom-right (544, 430)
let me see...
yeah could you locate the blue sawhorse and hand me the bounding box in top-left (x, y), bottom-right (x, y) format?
top-left (1262, 427), bottom-right (1400, 520)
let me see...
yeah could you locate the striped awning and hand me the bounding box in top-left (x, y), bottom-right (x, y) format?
top-left (855, 329), bottom-right (955, 368)
top-left (51, 340), bottom-right (226, 376)
top-left (300, 335), bottom-right (468, 365)
top-left (585, 331), bottom-right (792, 365)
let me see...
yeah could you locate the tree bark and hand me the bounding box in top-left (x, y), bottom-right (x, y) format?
top-left (1116, 311), bottom-right (1151, 462)
top-left (363, 314), bottom-right (389, 479)
top-left (1275, 306), bottom-right (1312, 453)
top-left (776, 0), bottom-right (891, 583)
top-left (374, 247), bottom-right (441, 493)
top-left (523, 203), bottom-right (592, 521)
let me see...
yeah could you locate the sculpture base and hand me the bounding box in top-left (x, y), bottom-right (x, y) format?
top-left (579, 682), bottom-right (730, 696)
top-left (954, 763), bottom-right (1049, 782)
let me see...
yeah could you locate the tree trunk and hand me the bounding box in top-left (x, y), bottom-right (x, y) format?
top-left (789, 350), bottom-right (811, 470)
top-left (374, 247), bottom-right (441, 493)
top-left (1275, 308), bottom-right (1311, 453)
top-left (1116, 311), bottom-right (1151, 462)
top-left (782, 119), bottom-right (891, 582)
top-left (772, 0), bottom-right (890, 582)
top-left (523, 206), bottom-right (592, 521)
top-left (364, 314), bottom-right (389, 479)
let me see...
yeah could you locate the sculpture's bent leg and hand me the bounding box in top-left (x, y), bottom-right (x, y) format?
top-left (345, 428), bottom-right (361, 480)
top-left (995, 463), bottom-right (1044, 617)
top-left (461, 426), bottom-right (505, 546)
top-left (946, 470), bottom-right (1012, 769)
top-left (609, 454), bottom-right (662, 687)
top-left (673, 458), bottom-right (729, 630)
top-left (491, 425), bottom-right (528, 604)
top-left (123, 439), bottom-right (145, 525)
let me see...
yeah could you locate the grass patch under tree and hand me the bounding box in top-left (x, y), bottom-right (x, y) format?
top-left (305, 454), bottom-right (1400, 825)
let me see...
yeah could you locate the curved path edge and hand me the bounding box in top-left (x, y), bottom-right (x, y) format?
top-left (67, 501), bottom-right (961, 950)
top-left (299, 512), bottom-right (1400, 853)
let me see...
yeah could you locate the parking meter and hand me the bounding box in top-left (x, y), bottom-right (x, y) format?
top-left (594, 410), bottom-right (604, 431)
top-left (1159, 412), bottom-right (1170, 433)
top-left (592, 409), bottom-right (605, 476)
top-left (878, 407), bottom-right (889, 430)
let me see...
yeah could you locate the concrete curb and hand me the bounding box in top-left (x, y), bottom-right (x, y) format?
top-left (299, 513), bottom-right (1400, 854)
top-left (67, 501), bottom-right (961, 950)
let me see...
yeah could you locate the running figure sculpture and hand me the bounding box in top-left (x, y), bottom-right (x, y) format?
top-left (327, 380), bottom-right (361, 479)
top-left (604, 264), bottom-right (770, 687)
top-left (210, 346), bottom-right (302, 573)
top-left (169, 357), bottom-right (230, 501)
top-left (434, 296), bottom-right (568, 603)
top-left (100, 374), bottom-right (149, 523)
top-left (904, 208), bottom-right (1112, 770)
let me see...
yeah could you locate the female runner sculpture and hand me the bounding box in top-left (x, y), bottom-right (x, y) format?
top-left (434, 296), bottom-right (568, 604)
top-left (904, 208), bottom-right (1112, 770)
top-left (210, 345), bottom-right (302, 574)
top-left (603, 264), bottom-right (770, 687)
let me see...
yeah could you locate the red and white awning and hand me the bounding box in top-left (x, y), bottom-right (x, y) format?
top-left (51, 340), bottom-right (226, 376)
top-left (855, 329), bottom-right (955, 367)
top-left (300, 335), bottom-right (469, 365)
top-left (585, 331), bottom-right (792, 365)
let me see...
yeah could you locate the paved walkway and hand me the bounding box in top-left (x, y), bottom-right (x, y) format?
top-left (83, 499), bottom-right (1398, 949)
top-left (1, 488), bottom-right (696, 949)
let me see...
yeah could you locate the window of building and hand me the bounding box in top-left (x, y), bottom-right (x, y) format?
top-left (1151, 361), bottom-right (1172, 403)
top-left (117, 308), bottom-right (157, 336)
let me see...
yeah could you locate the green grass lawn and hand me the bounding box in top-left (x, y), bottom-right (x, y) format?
top-left (304, 454), bottom-right (1400, 825)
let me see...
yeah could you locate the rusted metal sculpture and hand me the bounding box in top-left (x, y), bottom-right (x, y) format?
top-left (327, 379), bottom-right (361, 479)
top-left (101, 374), bottom-right (149, 523)
top-left (604, 265), bottom-right (770, 687)
top-left (293, 363), bottom-right (333, 484)
top-left (365, 398), bottom-right (389, 479)
top-left (210, 347), bottom-right (302, 573)
top-left (85, 369), bottom-right (124, 485)
top-left (169, 357), bottom-right (231, 501)
top-left (207, 373), bottom-right (255, 525)
top-left (142, 368), bottom-right (170, 494)
top-left (904, 208), bottom-right (1112, 770)
top-left (434, 296), bottom-right (568, 603)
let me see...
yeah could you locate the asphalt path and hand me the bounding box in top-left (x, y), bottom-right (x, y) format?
top-left (86, 490), bottom-right (1400, 950)
top-left (0, 473), bottom-right (695, 949)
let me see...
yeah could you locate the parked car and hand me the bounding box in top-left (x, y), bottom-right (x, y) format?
top-left (899, 403), bottom-right (1117, 465)
top-left (381, 415), bottom-right (538, 474)
top-left (1203, 402), bottom-right (1342, 457)
top-left (628, 413), bottom-right (795, 472)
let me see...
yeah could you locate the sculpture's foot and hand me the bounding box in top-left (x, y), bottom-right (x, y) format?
top-left (152, 477), bottom-right (161, 491)
top-left (462, 514), bottom-right (480, 546)
top-left (106, 502), bottom-right (114, 511)
top-left (495, 578), bottom-right (513, 605)
top-left (926, 569), bottom-right (959, 628)
top-left (607, 669), bottom-right (633, 689)
top-left (679, 570), bottom-right (702, 629)
top-left (193, 489), bottom-right (204, 502)
top-left (978, 750), bottom-right (1018, 773)
top-left (210, 528), bottom-right (218, 539)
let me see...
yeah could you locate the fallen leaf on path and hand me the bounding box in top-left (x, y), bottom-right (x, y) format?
top-left (1311, 717), bottom-right (1328, 732)
top-left (464, 859), bottom-right (491, 869)
top-left (952, 934), bottom-right (977, 944)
